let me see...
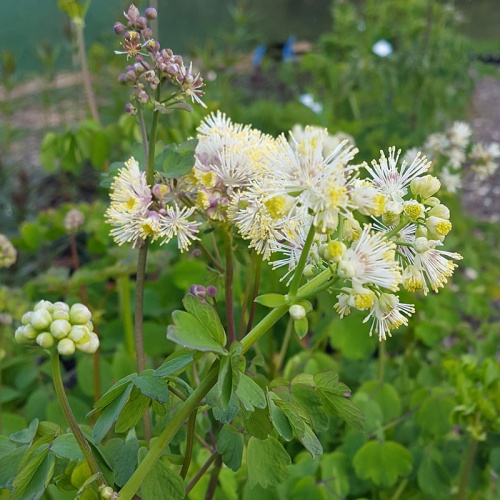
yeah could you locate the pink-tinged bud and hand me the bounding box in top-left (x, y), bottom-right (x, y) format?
top-left (57, 338), bottom-right (76, 356)
top-left (145, 7), bottom-right (157, 20)
top-left (125, 4), bottom-right (141, 25)
top-left (114, 22), bottom-right (126, 35)
top-left (64, 208), bottom-right (85, 233)
top-left (118, 73), bottom-right (128, 85)
top-left (50, 319), bottom-right (72, 339)
top-left (126, 70), bottom-right (137, 83)
top-left (36, 332), bottom-right (55, 348)
top-left (152, 184), bottom-right (170, 200)
top-left (135, 16), bottom-right (147, 30)
top-left (69, 304), bottom-right (92, 325)
top-left (189, 284), bottom-right (206, 300)
top-left (206, 286), bottom-right (217, 297)
top-left (191, 248), bottom-right (202, 258)
top-left (145, 40), bottom-right (160, 54)
top-left (30, 309), bottom-right (52, 330)
top-left (142, 27), bottom-right (153, 39)
top-left (124, 103), bottom-right (136, 115)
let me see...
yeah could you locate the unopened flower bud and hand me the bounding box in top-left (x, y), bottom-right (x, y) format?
top-left (152, 184), bottom-right (170, 200)
top-left (118, 73), bottom-right (128, 85)
top-left (337, 260), bottom-right (356, 279)
top-left (36, 332), bottom-right (55, 348)
top-left (428, 204), bottom-right (450, 220)
top-left (426, 216), bottom-right (452, 237)
top-left (69, 304), bottom-right (92, 325)
top-left (69, 325), bottom-right (91, 344)
top-left (206, 286), bottom-right (217, 297)
top-left (50, 319), bottom-right (72, 339)
top-left (423, 196), bottom-right (440, 207)
top-left (0, 234), bottom-right (17, 268)
top-left (303, 264), bottom-right (315, 278)
top-left (145, 7), bottom-right (157, 20)
top-left (415, 226), bottom-right (428, 238)
top-left (64, 209), bottom-right (85, 233)
top-left (30, 309), bottom-right (52, 330)
top-left (125, 4), bottom-right (141, 25)
top-left (34, 300), bottom-right (53, 312)
top-left (53, 302), bottom-right (70, 312)
top-left (76, 332), bottom-right (100, 354)
top-left (124, 103), bottom-right (136, 115)
top-left (15, 327), bottom-right (33, 345)
top-left (189, 284), bottom-right (206, 300)
top-left (289, 304), bottom-right (306, 320)
top-left (413, 237), bottom-right (432, 254)
top-left (142, 27), bottom-right (153, 39)
top-left (114, 22), bottom-right (125, 35)
top-left (135, 16), bottom-right (147, 30)
top-left (410, 175), bottom-right (441, 199)
top-left (325, 240), bottom-right (347, 262)
top-left (23, 324), bottom-right (38, 340)
top-left (57, 338), bottom-right (76, 356)
top-left (21, 312), bottom-right (32, 325)
top-left (52, 308), bottom-right (70, 321)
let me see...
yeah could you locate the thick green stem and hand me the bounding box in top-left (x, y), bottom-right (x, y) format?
top-left (118, 367), bottom-right (219, 500)
top-left (117, 275), bottom-right (135, 358)
top-left (119, 269), bottom-right (333, 498)
top-left (288, 223), bottom-right (316, 297)
top-left (245, 254), bottom-right (262, 334)
top-left (458, 438), bottom-right (478, 500)
top-left (378, 340), bottom-right (386, 383)
top-left (134, 242), bottom-right (149, 375)
top-left (74, 20), bottom-right (100, 125)
top-left (222, 230), bottom-right (236, 344)
top-left (51, 352), bottom-right (104, 486)
top-left (180, 410), bottom-right (197, 479)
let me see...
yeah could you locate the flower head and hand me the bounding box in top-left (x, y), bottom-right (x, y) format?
top-left (0, 235), bottom-right (17, 268)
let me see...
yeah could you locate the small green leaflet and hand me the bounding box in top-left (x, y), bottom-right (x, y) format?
top-left (155, 138), bottom-right (198, 178)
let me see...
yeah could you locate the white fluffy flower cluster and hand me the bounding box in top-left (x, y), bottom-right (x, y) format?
top-left (405, 121), bottom-right (500, 193)
top-left (14, 301), bottom-right (99, 355)
top-left (105, 157), bottom-right (200, 251)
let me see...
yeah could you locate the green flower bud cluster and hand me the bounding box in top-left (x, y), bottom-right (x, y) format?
top-left (14, 301), bottom-right (99, 355)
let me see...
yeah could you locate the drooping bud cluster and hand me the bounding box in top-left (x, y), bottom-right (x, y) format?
top-left (14, 301), bottom-right (99, 355)
top-left (114, 4), bottom-right (206, 112)
top-left (0, 234), bottom-right (17, 268)
top-left (189, 284), bottom-right (217, 302)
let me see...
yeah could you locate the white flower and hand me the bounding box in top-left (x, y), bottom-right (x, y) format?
top-left (0, 234), bottom-right (17, 268)
top-left (365, 147), bottom-right (431, 203)
top-left (469, 142), bottom-right (500, 179)
top-left (363, 294), bottom-right (415, 341)
top-left (337, 225), bottom-right (402, 292)
top-left (439, 167), bottom-right (462, 193)
top-left (158, 204), bottom-right (200, 252)
top-left (447, 121), bottom-right (472, 149)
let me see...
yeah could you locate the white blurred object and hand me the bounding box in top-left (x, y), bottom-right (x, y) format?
top-left (372, 39), bottom-right (393, 57)
top-left (299, 93), bottom-right (323, 114)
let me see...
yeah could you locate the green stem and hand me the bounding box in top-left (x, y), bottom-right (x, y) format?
top-left (74, 20), bottom-right (100, 125)
top-left (238, 252), bottom-right (256, 340)
top-left (119, 269), bottom-right (333, 499)
top-left (378, 340), bottom-right (386, 383)
top-left (118, 366), bottom-right (219, 500)
top-left (146, 90), bottom-right (161, 183)
top-left (51, 351), bottom-right (104, 487)
top-left (385, 221), bottom-right (408, 240)
top-left (275, 318), bottom-right (293, 374)
top-left (222, 229), bottom-right (236, 344)
top-left (197, 241), bottom-right (224, 273)
top-left (180, 410), bottom-right (197, 479)
top-left (391, 479), bottom-right (408, 500)
top-left (134, 242), bottom-right (149, 375)
top-left (185, 451), bottom-right (218, 496)
top-left (245, 254), bottom-right (261, 334)
top-left (288, 223), bottom-right (316, 297)
top-left (205, 454), bottom-right (223, 499)
top-left (117, 275), bottom-right (135, 358)
top-left (458, 438), bottom-right (478, 500)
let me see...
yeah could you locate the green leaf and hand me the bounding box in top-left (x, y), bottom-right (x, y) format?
top-left (183, 293), bottom-right (226, 346)
top-left (291, 384), bottom-right (329, 432)
top-left (218, 356), bottom-right (234, 411)
top-left (90, 130), bottom-right (110, 169)
top-left (140, 456), bottom-right (185, 499)
top-left (235, 372), bottom-right (267, 411)
top-left (415, 320), bottom-right (446, 347)
top-left (167, 310), bottom-right (226, 355)
top-left (92, 384), bottom-right (133, 443)
top-left (92, 374), bottom-right (137, 411)
top-left (298, 425), bottom-right (323, 459)
top-left (328, 315), bottom-right (376, 360)
top-left (416, 394), bottom-right (454, 436)
top-left (115, 388), bottom-right (151, 434)
top-left (356, 381), bottom-right (402, 424)
top-left (321, 452), bottom-right (350, 498)
top-left (10, 419), bottom-right (39, 444)
top-left (217, 425), bottom-right (244, 472)
top-left (417, 452), bottom-right (451, 498)
top-left (154, 350), bottom-right (196, 378)
top-left (242, 407), bottom-right (273, 440)
top-left (157, 139), bottom-right (198, 178)
top-left (40, 132), bottom-right (60, 172)
top-left (112, 438), bottom-right (139, 488)
top-left (247, 436), bottom-right (291, 489)
top-left (294, 317), bottom-right (309, 339)
top-left (0, 445), bottom-right (28, 489)
top-left (11, 437), bottom-right (55, 500)
top-left (254, 294), bottom-right (287, 308)
top-left (51, 434), bottom-right (84, 461)
top-left (133, 373), bottom-right (170, 403)
top-left (268, 398), bottom-right (293, 441)
top-left (353, 440), bottom-right (413, 487)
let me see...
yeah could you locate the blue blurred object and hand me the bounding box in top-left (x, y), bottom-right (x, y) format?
top-left (282, 35), bottom-right (297, 62)
top-left (252, 44), bottom-right (267, 67)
